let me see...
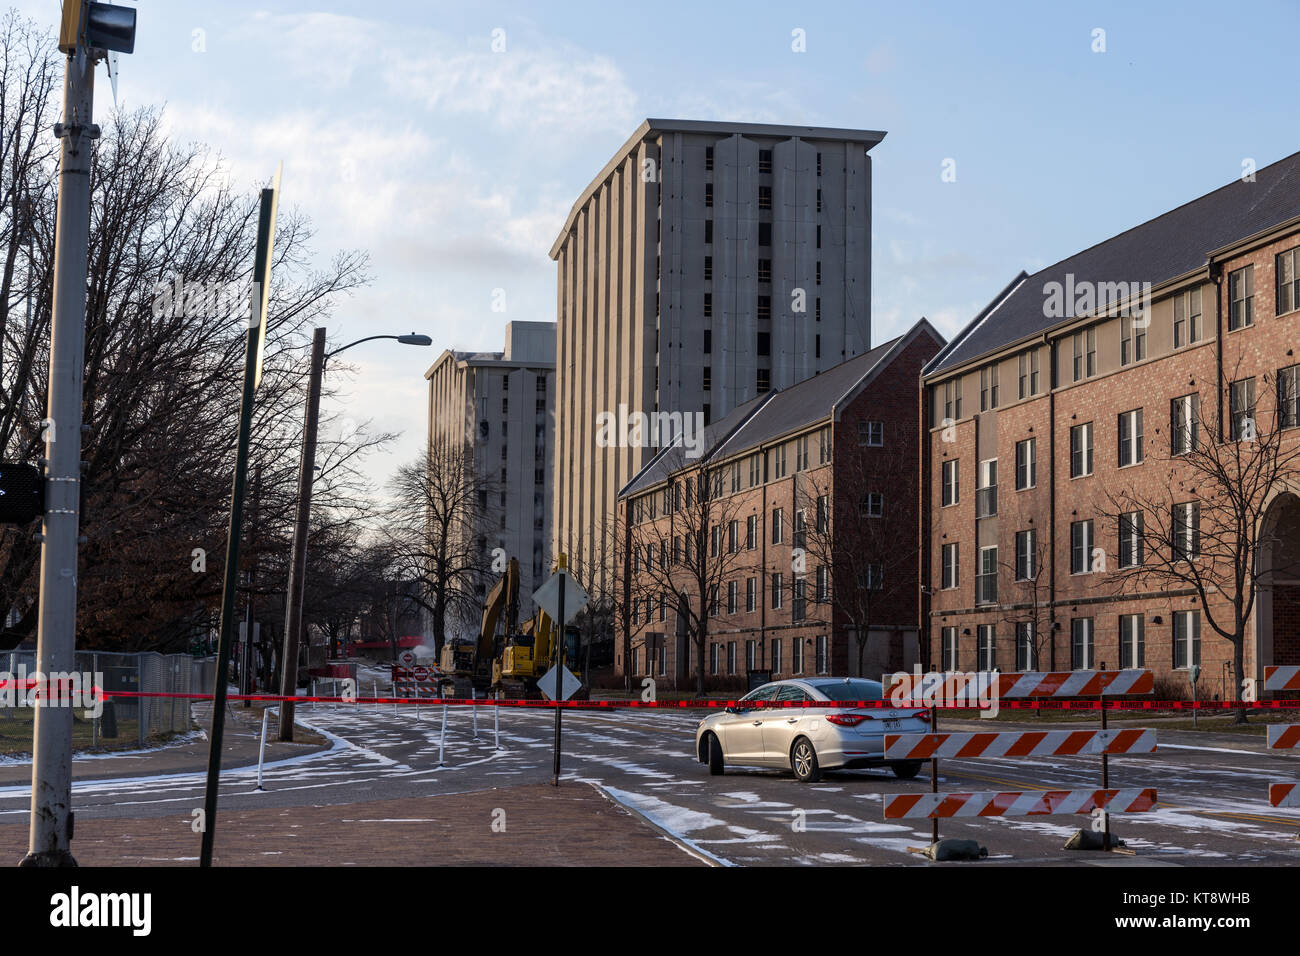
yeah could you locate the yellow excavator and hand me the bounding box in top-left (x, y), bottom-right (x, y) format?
top-left (441, 557), bottom-right (520, 697)
top-left (493, 555), bottom-right (587, 700)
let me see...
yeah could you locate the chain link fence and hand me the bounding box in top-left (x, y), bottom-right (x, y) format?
top-left (3, 650), bottom-right (216, 748)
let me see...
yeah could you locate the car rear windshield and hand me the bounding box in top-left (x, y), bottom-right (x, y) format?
top-left (814, 679), bottom-right (883, 702)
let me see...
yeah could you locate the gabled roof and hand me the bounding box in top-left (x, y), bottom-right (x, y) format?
top-left (618, 318), bottom-right (945, 499)
top-left (927, 150), bottom-right (1300, 377)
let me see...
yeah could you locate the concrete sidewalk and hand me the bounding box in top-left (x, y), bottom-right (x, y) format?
top-left (0, 782), bottom-right (709, 866)
top-left (0, 701), bottom-right (328, 787)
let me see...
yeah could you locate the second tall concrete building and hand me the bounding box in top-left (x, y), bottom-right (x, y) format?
top-left (550, 119), bottom-right (887, 596)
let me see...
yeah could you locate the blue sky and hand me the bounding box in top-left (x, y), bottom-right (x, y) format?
top-left (15, 0), bottom-right (1300, 491)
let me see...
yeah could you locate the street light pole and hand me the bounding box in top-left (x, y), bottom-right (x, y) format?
top-left (277, 328), bottom-right (326, 741)
top-left (22, 35), bottom-right (97, 870)
top-left (277, 331), bottom-right (431, 742)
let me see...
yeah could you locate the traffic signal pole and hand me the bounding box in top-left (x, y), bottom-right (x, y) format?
top-left (21, 43), bottom-right (97, 869)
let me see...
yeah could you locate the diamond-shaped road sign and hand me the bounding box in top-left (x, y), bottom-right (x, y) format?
top-left (536, 665), bottom-right (581, 702)
top-left (532, 571), bottom-right (588, 626)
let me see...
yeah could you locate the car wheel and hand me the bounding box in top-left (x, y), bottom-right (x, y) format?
top-left (706, 733), bottom-right (725, 776)
top-left (791, 737), bottom-right (821, 783)
top-left (891, 760), bottom-right (923, 780)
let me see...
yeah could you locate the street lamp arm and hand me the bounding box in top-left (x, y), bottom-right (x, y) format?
top-left (323, 333), bottom-right (432, 370)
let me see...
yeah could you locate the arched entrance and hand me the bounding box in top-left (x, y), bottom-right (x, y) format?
top-left (1258, 492), bottom-right (1300, 668)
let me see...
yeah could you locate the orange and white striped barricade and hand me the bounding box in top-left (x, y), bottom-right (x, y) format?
top-left (1266, 721), bottom-right (1300, 808)
top-left (884, 787), bottom-right (1157, 819)
top-left (880, 668), bottom-right (1155, 853)
top-left (1264, 665), bottom-right (1300, 695)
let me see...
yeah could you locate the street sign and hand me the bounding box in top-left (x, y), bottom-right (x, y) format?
top-left (0, 462), bottom-right (43, 525)
top-left (533, 571), bottom-right (589, 626)
top-left (413, 666), bottom-right (428, 682)
top-left (536, 665), bottom-right (581, 702)
top-left (399, 650), bottom-right (416, 668)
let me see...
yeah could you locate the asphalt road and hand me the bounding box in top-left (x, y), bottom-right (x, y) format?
top-left (2, 693), bottom-right (1298, 866)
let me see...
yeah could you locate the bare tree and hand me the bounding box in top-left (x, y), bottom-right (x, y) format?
top-left (799, 442), bottom-right (917, 677)
top-left (1100, 370), bottom-right (1300, 722)
top-left (999, 532), bottom-right (1054, 672)
top-left (626, 448), bottom-right (750, 695)
top-left (1, 13), bottom-right (385, 650)
top-left (383, 444), bottom-right (492, 657)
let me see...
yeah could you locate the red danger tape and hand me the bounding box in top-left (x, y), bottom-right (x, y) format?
top-left (96, 690), bottom-right (1300, 711)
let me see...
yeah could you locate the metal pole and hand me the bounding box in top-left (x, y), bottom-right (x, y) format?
top-left (494, 688), bottom-right (501, 750)
top-left (552, 566), bottom-right (566, 786)
top-left (243, 464), bottom-right (262, 708)
top-left (373, 680), bottom-right (377, 714)
top-left (278, 327), bottom-right (326, 742)
top-left (1100, 661), bottom-right (1110, 852)
top-left (255, 709), bottom-right (269, 792)
top-left (472, 688), bottom-right (479, 739)
top-left (199, 186), bottom-right (276, 869)
top-left (930, 702), bottom-right (939, 845)
top-left (438, 684), bottom-right (447, 766)
top-left (23, 42), bottom-right (96, 869)
top-left (90, 652), bottom-right (98, 749)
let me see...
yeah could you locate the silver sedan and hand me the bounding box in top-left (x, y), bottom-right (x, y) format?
top-left (694, 678), bottom-right (930, 783)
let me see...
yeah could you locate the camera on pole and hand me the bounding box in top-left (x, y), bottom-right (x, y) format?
top-left (59, 2), bottom-right (137, 56)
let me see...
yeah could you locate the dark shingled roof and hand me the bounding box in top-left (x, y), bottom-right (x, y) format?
top-left (619, 319), bottom-right (944, 498)
top-left (927, 150), bottom-right (1300, 376)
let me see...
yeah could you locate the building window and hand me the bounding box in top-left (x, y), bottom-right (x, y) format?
top-left (704, 255), bottom-right (713, 281)
top-left (1015, 622), bottom-right (1036, 671)
top-left (1070, 422), bottom-right (1093, 478)
top-left (816, 188), bottom-right (823, 212)
top-left (703, 294), bottom-right (712, 319)
top-left (816, 565), bottom-right (829, 603)
top-left (792, 579), bottom-right (806, 622)
top-left (1173, 610), bottom-right (1201, 669)
top-left (1070, 519), bottom-right (1094, 574)
top-left (1118, 409), bottom-right (1143, 467)
top-left (976, 459), bottom-right (997, 518)
top-left (816, 635), bottom-right (829, 675)
top-left (758, 185), bottom-right (772, 210)
top-left (727, 581), bottom-right (738, 615)
top-left (745, 640), bottom-right (757, 672)
top-left (757, 368), bottom-right (771, 393)
top-left (705, 182), bottom-right (713, 208)
top-left (1015, 438), bottom-right (1036, 490)
top-left (772, 508), bottom-right (784, 543)
top-left (941, 542), bottom-right (959, 590)
top-left (758, 258), bottom-right (771, 283)
top-left (1015, 529), bottom-right (1036, 580)
top-left (816, 261), bottom-right (822, 285)
top-left (757, 296), bottom-right (771, 322)
top-left (1118, 511), bottom-right (1145, 568)
top-left (863, 563), bottom-right (884, 590)
top-left (793, 508), bottom-right (806, 549)
top-left (758, 222), bottom-right (771, 246)
top-left (942, 458), bottom-right (959, 507)
top-left (758, 149), bottom-right (772, 174)
top-left (709, 643), bottom-right (718, 675)
top-left (977, 625), bottom-right (996, 671)
top-left (771, 573), bottom-right (784, 610)
top-left (858, 420), bottom-right (883, 446)
top-left (793, 636), bottom-right (804, 674)
top-left (1173, 287), bottom-right (1202, 347)
top-left (977, 547), bottom-right (998, 604)
top-left (746, 576), bottom-right (757, 613)
top-left (1171, 393), bottom-right (1200, 455)
top-left (1120, 315), bottom-right (1146, 365)
top-left (705, 145), bottom-right (714, 171)
top-left (1230, 378), bottom-right (1256, 441)
top-left (1120, 614), bottom-right (1145, 668)
top-left (1071, 618), bottom-right (1094, 670)
top-left (771, 639), bottom-right (782, 674)
top-left (1279, 248), bottom-right (1300, 315)
top-left (861, 491), bottom-right (883, 518)
top-left (1018, 350), bottom-right (1040, 399)
top-left (980, 364), bottom-right (999, 410)
top-left (1071, 328), bottom-right (1096, 381)
top-left (818, 426), bottom-right (831, 463)
top-left (796, 434), bottom-right (810, 471)
top-left (703, 367), bottom-right (712, 391)
top-left (816, 495), bottom-right (829, 532)
top-left (942, 379), bottom-right (962, 421)
top-left (1279, 364), bottom-right (1300, 429)
top-left (727, 641), bottom-right (737, 675)
top-left (1173, 502), bottom-right (1200, 560)
top-left (942, 627), bottom-right (959, 671)
top-left (747, 514), bottom-right (758, 550)
top-left (1228, 264), bottom-right (1254, 330)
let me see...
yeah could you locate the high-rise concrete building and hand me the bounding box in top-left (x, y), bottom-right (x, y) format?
top-left (550, 118), bottom-right (887, 597)
top-left (425, 321), bottom-right (555, 623)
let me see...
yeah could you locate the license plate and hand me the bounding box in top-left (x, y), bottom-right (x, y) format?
top-left (882, 719), bottom-right (901, 731)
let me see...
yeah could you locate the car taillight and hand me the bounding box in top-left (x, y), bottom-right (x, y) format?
top-left (826, 713), bottom-right (868, 727)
